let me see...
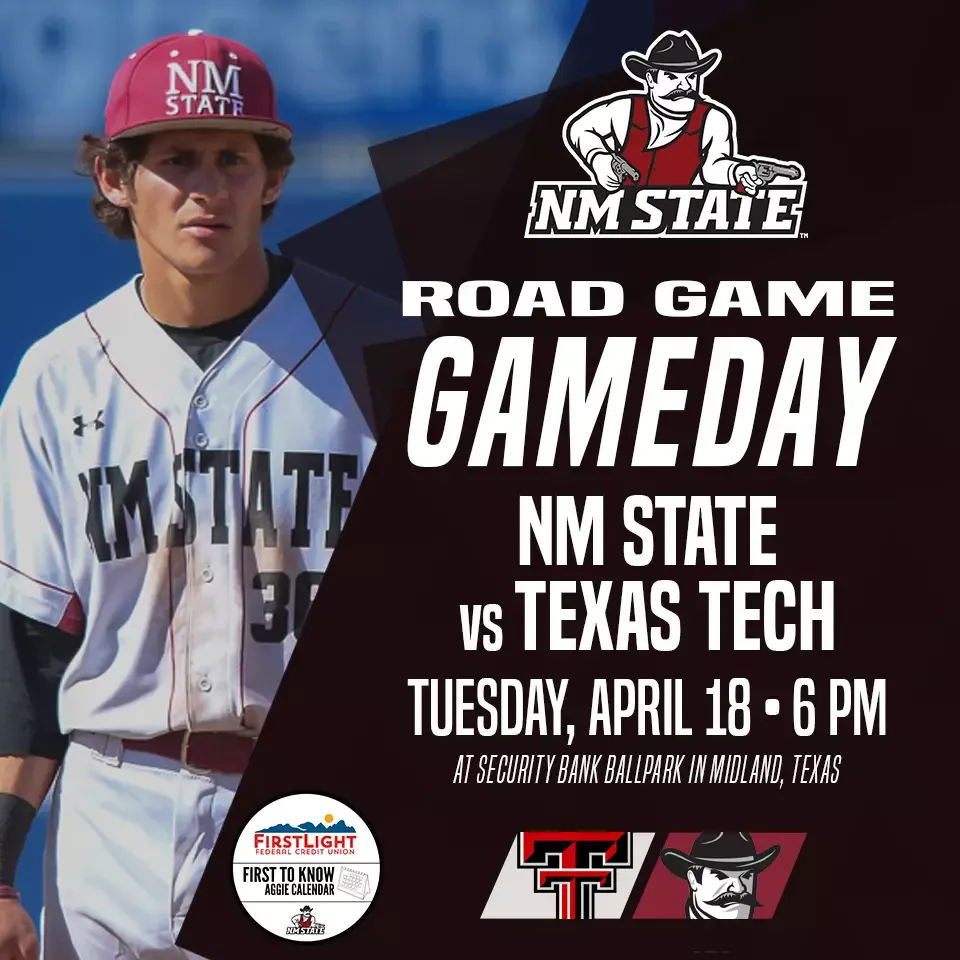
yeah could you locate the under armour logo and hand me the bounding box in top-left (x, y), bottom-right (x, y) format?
top-left (74, 411), bottom-right (105, 436)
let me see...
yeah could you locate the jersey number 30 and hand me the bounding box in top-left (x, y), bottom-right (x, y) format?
top-left (251, 570), bottom-right (324, 643)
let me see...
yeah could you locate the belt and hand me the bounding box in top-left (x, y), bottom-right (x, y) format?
top-left (122, 730), bottom-right (257, 776)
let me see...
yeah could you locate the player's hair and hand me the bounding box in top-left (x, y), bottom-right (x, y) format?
top-left (76, 133), bottom-right (295, 240)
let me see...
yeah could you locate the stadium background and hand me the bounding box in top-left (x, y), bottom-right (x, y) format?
top-left (1, 0), bottom-right (593, 925)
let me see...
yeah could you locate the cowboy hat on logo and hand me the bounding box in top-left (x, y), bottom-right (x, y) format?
top-left (622, 30), bottom-right (721, 82)
top-left (660, 831), bottom-right (780, 878)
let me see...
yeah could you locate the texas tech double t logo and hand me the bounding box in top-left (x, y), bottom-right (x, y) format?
top-left (517, 832), bottom-right (634, 919)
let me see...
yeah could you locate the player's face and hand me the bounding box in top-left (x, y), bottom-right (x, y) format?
top-left (647, 69), bottom-right (700, 113)
top-left (127, 129), bottom-right (284, 275)
top-left (689, 867), bottom-right (759, 919)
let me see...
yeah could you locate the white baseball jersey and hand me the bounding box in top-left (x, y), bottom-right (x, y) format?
top-left (0, 260), bottom-right (391, 739)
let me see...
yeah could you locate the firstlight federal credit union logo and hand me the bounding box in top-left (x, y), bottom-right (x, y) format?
top-left (525, 29), bottom-right (806, 238)
top-left (233, 793), bottom-right (380, 942)
top-left (253, 813), bottom-right (358, 853)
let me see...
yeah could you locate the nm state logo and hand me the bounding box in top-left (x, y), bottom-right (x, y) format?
top-left (254, 812), bottom-right (358, 853)
top-left (166, 56), bottom-right (244, 119)
top-left (525, 30), bottom-right (806, 238)
top-left (286, 905), bottom-right (325, 936)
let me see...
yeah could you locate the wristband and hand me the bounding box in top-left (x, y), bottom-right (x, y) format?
top-left (0, 885), bottom-right (20, 901)
top-left (0, 793), bottom-right (37, 887)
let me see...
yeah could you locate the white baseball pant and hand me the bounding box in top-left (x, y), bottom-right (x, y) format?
top-left (40, 732), bottom-right (241, 959)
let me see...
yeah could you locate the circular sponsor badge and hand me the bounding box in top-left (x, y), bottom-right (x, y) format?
top-left (233, 793), bottom-right (380, 941)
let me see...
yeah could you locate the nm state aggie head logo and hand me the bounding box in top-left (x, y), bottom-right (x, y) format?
top-left (287, 905), bottom-right (325, 936)
top-left (525, 30), bottom-right (806, 238)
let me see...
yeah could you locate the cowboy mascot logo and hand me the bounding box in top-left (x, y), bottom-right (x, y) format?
top-left (659, 831), bottom-right (781, 919)
top-left (287, 905), bottom-right (325, 935)
top-left (525, 30), bottom-right (806, 237)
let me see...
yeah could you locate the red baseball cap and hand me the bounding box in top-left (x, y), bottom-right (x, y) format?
top-left (105, 29), bottom-right (292, 141)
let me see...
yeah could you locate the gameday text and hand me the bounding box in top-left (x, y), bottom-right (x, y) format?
top-left (401, 281), bottom-right (895, 469)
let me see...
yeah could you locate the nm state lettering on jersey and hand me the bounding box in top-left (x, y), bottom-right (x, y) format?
top-left (78, 446), bottom-right (358, 639)
top-left (79, 447), bottom-right (355, 560)
top-left (0, 262), bottom-right (386, 738)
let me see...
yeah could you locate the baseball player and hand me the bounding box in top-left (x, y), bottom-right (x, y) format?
top-left (0, 29), bottom-right (407, 960)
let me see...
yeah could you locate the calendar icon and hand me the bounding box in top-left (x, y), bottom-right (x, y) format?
top-left (338, 866), bottom-right (371, 900)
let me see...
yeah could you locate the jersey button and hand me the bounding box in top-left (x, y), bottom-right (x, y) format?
top-left (198, 677), bottom-right (212, 692)
top-left (194, 394), bottom-right (208, 409)
top-left (200, 566), bottom-right (214, 583)
top-left (195, 433), bottom-right (209, 448)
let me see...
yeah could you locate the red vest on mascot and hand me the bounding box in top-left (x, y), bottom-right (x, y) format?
top-left (619, 95), bottom-right (710, 185)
